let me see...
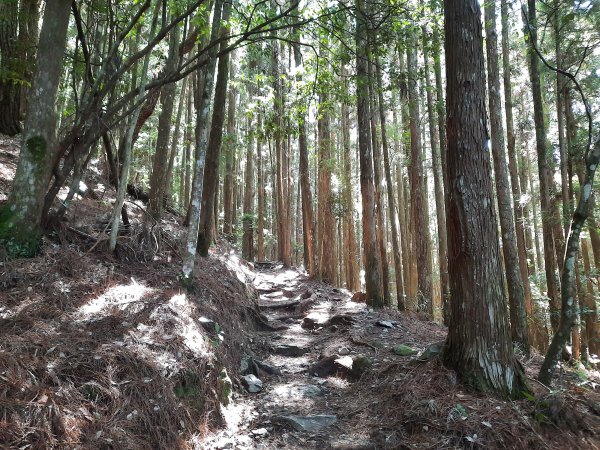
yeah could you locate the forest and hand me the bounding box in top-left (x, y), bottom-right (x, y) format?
top-left (1, 0), bottom-right (600, 448)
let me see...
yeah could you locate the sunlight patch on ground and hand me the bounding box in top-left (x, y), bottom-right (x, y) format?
top-left (194, 398), bottom-right (258, 449)
top-left (155, 293), bottom-right (212, 358)
top-left (78, 279), bottom-right (152, 317)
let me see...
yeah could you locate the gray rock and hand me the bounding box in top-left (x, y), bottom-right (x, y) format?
top-left (418, 341), bottom-right (445, 361)
top-left (281, 414), bottom-right (337, 432)
top-left (376, 320), bottom-right (397, 329)
top-left (271, 344), bottom-right (309, 357)
top-left (241, 374), bottom-right (263, 393)
top-left (240, 354), bottom-right (254, 375)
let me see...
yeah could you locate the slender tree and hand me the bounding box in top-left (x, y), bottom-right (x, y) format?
top-left (356, 0), bottom-right (384, 308)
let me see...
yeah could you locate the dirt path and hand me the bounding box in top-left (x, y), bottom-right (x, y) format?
top-left (201, 263), bottom-right (446, 450)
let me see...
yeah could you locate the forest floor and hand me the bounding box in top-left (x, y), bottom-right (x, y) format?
top-left (1, 134), bottom-right (600, 449)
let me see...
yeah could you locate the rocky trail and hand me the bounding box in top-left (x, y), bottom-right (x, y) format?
top-left (202, 263), bottom-right (447, 450)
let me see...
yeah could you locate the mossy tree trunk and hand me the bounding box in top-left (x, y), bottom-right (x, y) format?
top-left (1, 0), bottom-right (71, 256)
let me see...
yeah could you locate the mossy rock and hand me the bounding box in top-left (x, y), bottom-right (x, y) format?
top-left (0, 205), bottom-right (42, 258)
top-left (352, 354), bottom-right (372, 376)
top-left (219, 367), bottom-right (233, 406)
top-left (392, 344), bottom-right (417, 356)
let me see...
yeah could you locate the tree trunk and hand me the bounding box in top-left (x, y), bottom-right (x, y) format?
top-left (356, 0), bottom-right (384, 308)
top-left (376, 59), bottom-right (404, 308)
top-left (341, 94), bottom-right (361, 292)
top-left (443, 0), bottom-right (528, 398)
top-left (526, 0), bottom-right (561, 333)
top-left (256, 113), bottom-right (265, 261)
top-left (182, 0), bottom-right (223, 280)
top-left (407, 34), bottom-right (432, 315)
top-left (484, 0), bottom-right (529, 352)
top-left (1, 0), bottom-right (71, 256)
top-left (167, 77), bottom-right (186, 205)
top-left (316, 87), bottom-right (336, 282)
top-left (292, 40), bottom-right (316, 276)
top-left (0, 0), bottom-right (22, 135)
top-left (147, 23), bottom-right (180, 221)
top-left (271, 23), bottom-right (291, 267)
top-left (197, 1), bottom-right (232, 257)
top-left (368, 57), bottom-right (390, 305)
top-left (500, 0), bottom-right (535, 339)
top-left (242, 104), bottom-right (255, 261)
top-left (222, 73), bottom-right (237, 236)
top-left (423, 27), bottom-right (448, 321)
top-left (580, 238), bottom-right (600, 356)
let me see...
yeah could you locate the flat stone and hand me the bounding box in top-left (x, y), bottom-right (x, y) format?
top-left (281, 414), bottom-right (337, 432)
top-left (271, 344), bottom-right (309, 357)
top-left (241, 374), bottom-right (263, 393)
top-left (255, 359), bottom-right (282, 375)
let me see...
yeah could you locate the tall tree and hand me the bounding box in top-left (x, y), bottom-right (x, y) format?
top-left (356, 0), bottom-right (384, 308)
top-left (292, 38), bottom-right (316, 277)
top-left (443, 0), bottom-right (528, 397)
top-left (147, 22), bottom-right (180, 222)
top-left (484, 0), bottom-right (529, 352)
top-left (525, 0), bottom-right (561, 333)
top-left (0, 1), bottom-right (22, 135)
top-left (182, 0), bottom-right (223, 280)
top-left (1, 0), bottom-right (71, 256)
top-left (197, 0), bottom-right (232, 257)
top-left (406, 30), bottom-right (433, 314)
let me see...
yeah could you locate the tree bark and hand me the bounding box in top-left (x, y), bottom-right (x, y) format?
top-left (1, 0), bottom-right (71, 256)
top-left (500, 0), bottom-right (535, 341)
top-left (356, 0), bottom-right (384, 308)
top-left (292, 39), bottom-right (316, 277)
top-left (147, 23), bottom-right (180, 221)
top-left (182, 0), bottom-right (223, 280)
top-left (407, 33), bottom-right (433, 315)
top-left (316, 85), bottom-right (336, 282)
top-left (525, 0), bottom-right (561, 333)
top-left (376, 59), bottom-right (404, 308)
top-left (0, 0), bottom-right (22, 135)
top-left (341, 94), bottom-right (361, 292)
top-left (368, 57), bottom-right (390, 304)
top-left (222, 71), bottom-right (237, 236)
top-left (271, 20), bottom-right (291, 267)
top-left (197, 1), bottom-right (232, 257)
top-left (484, 0), bottom-right (529, 352)
top-left (443, 0), bottom-right (528, 398)
top-left (423, 27), bottom-right (448, 321)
